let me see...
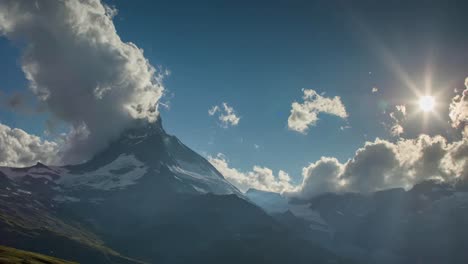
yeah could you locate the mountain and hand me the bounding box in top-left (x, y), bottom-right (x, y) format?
top-left (0, 119), bottom-right (350, 263)
top-left (0, 118), bottom-right (240, 196)
top-left (248, 180), bottom-right (468, 264)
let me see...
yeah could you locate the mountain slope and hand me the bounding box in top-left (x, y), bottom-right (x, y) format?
top-left (245, 188), bottom-right (289, 213)
top-left (0, 245), bottom-right (77, 264)
top-left (0, 119), bottom-right (350, 263)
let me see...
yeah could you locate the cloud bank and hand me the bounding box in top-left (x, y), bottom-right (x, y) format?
top-left (288, 135), bottom-right (468, 199)
top-left (209, 136), bottom-right (466, 197)
top-left (288, 89), bottom-right (348, 134)
top-left (0, 0), bottom-right (165, 164)
top-left (208, 102), bottom-right (240, 128)
top-left (208, 153), bottom-right (293, 193)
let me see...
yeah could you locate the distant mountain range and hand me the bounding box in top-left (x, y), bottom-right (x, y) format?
top-left (247, 179), bottom-right (468, 264)
top-left (0, 119), bottom-right (350, 263)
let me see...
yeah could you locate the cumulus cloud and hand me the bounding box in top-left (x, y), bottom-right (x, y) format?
top-left (287, 78), bottom-right (468, 199)
top-left (0, 0), bottom-right (165, 164)
top-left (342, 139), bottom-right (405, 193)
top-left (288, 89), bottom-right (348, 134)
top-left (0, 123), bottom-right (58, 167)
top-left (208, 153), bottom-right (293, 193)
top-left (214, 135), bottom-right (468, 200)
top-left (208, 79), bottom-right (468, 199)
top-left (449, 77), bottom-right (468, 137)
top-left (285, 157), bottom-right (344, 198)
top-left (372, 87), bottom-right (379, 93)
top-left (290, 135), bottom-right (468, 199)
top-left (210, 135), bottom-right (466, 199)
top-left (208, 102), bottom-right (240, 128)
top-left (207, 85), bottom-right (468, 199)
top-left (389, 105), bottom-right (406, 137)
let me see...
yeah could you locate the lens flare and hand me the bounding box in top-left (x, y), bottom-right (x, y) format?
top-left (419, 96), bottom-right (435, 112)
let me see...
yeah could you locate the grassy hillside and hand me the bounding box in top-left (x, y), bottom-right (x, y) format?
top-left (0, 245), bottom-right (77, 264)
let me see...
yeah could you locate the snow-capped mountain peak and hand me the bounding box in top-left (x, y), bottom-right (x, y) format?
top-left (0, 118), bottom-right (241, 196)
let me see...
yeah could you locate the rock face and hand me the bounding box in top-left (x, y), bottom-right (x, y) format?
top-left (0, 119), bottom-right (348, 264)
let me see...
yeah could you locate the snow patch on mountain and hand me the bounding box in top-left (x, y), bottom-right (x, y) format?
top-left (58, 154), bottom-right (148, 190)
top-left (176, 160), bottom-right (221, 180)
top-left (191, 184), bottom-right (208, 193)
top-left (0, 164), bottom-right (63, 181)
top-left (289, 204), bottom-right (327, 224)
top-left (53, 195), bottom-right (81, 203)
top-left (169, 160), bottom-right (240, 195)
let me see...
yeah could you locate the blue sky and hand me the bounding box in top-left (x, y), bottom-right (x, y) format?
top-left (1, 0), bottom-right (468, 184)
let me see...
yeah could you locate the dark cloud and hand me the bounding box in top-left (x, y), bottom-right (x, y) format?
top-left (0, 91), bottom-right (39, 114)
top-left (6, 93), bottom-right (23, 109)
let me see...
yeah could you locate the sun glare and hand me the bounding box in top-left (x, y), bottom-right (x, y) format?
top-left (419, 96), bottom-right (435, 112)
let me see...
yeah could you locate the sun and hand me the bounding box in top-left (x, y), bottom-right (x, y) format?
top-left (419, 95), bottom-right (435, 112)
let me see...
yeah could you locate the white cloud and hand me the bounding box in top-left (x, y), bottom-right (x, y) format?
top-left (208, 102), bottom-right (240, 128)
top-left (289, 135), bottom-right (468, 199)
top-left (342, 139), bottom-right (405, 193)
top-left (213, 135), bottom-right (468, 200)
top-left (288, 89), bottom-right (348, 134)
top-left (372, 87), bottom-right (379, 93)
top-left (390, 124), bottom-right (404, 137)
top-left (389, 104), bottom-right (406, 137)
top-left (0, 0), bottom-right (166, 164)
top-left (287, 79), bottom-right (468, 198)
top-left (449, 77), bottom-right (468, 137)
top-left (208, 105), bottom-right (219, 116)
top-left (0, 123), bottom-right (59, 167)
top-left (285, 157), bottom-right (344, 199)
top-left (208, 153), bottom-right (293, 193)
